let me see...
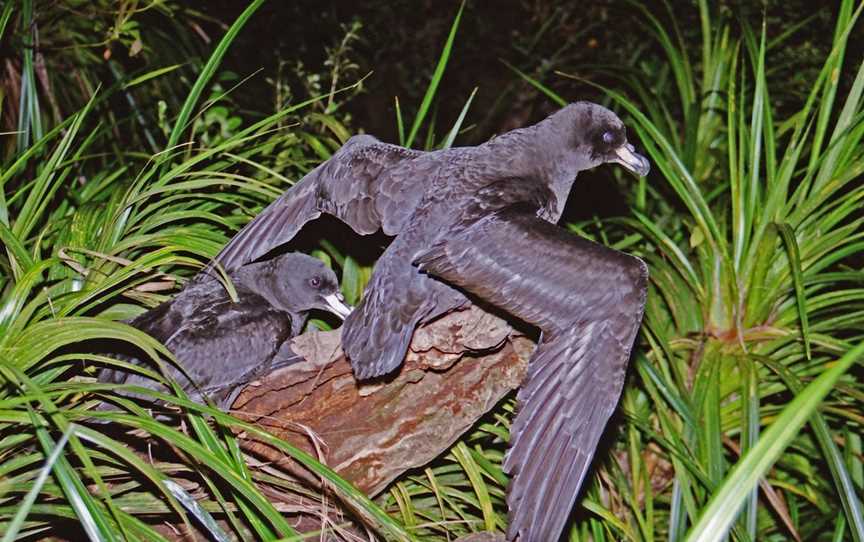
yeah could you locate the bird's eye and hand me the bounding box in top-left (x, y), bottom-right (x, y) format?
top-left (602, 131), bottom-right (615, 145)
top-left (309, 277), bottom-right (321, 288)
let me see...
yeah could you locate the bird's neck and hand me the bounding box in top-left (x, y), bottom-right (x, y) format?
top-left (230, 262), bottom-right (266, 293)
top-left (483, 123), bottom-right (580, 221)
top-left (234, 266), bottom-right (308, 323)
top-left (231, 262), bottom-right (288, 309)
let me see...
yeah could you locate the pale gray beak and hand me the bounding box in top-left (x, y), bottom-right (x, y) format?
top-left (613, 143), bottom-right (651, 177)
top-left (323, 293), bottom-right (353, 320)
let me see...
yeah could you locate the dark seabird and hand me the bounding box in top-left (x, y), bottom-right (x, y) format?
top-left (99, 252), bottom-right (351, 410)
top-left (207, 102), bottom-right (649, 541)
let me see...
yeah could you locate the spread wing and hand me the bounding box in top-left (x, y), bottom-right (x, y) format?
top-left (211, 135), bottom-right (426, 274)
top-left (340, 177), bottom-right (557, 380)
top-left (414, 207), bottom-right (647, 541)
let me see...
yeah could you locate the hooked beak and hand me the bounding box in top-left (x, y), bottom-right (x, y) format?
top-left (613, 143), bottom-right (651, 177)
top-left (323, 293), bottom-right (353, 320)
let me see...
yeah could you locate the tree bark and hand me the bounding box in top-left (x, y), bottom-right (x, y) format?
top-left (232, 305), bottom-right (533, 496)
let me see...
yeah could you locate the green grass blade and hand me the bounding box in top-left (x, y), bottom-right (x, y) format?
top-left (390, 483), bottom-right (417, 529)
top-left (630, 0), bottom-right (695, 125)
top-left (746, 20), bottom-right (766, 269)
top-left (16, 0), bottom-right (42, 153)
top-left (685, 340), bottom-right (864, 542)
top-left (503, 60), bottom-right (567, 106)
top-left (187, 414), bottom-right (284, 539)
top-left (727, 44), bottom-right (744, 270)
top-left (395, 96), bottom-right (406, 146)
top-left (423, 467), bottom-right (449, 531)
top-left (162, 0), bottom-right (265, 162)
top-left (808, 0), bottom-right (857, 178)
top-left (121, 64), bottom-right (184, 89)
top-left (24, 409), bottom-right (115, 541)
top-left (630, 212), bottom-right (703, 297)
top-left (404, 0), bottom-right (464, 148)
top-left (452, 442), bottom-right (497, 532)
top-left (341, 254), bottom-right (365, 305)
top-left (13, 93), bottom-right (96, 241)
top-left (635, 355), bottom-right (696, 430)
top-left (0, 219), bottom-right (34, 281)
top-left (441, 87), bottom-right (477, 149)
top-left (163, 480), bottom-right (231, 542)
top-left (1, 424), bottom-right (73, 542)
top-left (0, 1), bottom-right (13, 43)
top-left (739, 362), bottom-right (760, 539)
top-left (814, 55), bottom-right (864, 193)
top-left (776, 223), bottom-right (812, 359)
top-left (72, 426), bottom-right (194, 532)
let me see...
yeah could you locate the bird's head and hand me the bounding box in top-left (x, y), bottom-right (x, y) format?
top-left (547, 101), bottom-right (650, 177)
top-left (270, 253), bottom-right (352, 319)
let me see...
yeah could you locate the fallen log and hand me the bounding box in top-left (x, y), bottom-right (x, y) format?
top-left (232, 304), bottom-right (533, 496)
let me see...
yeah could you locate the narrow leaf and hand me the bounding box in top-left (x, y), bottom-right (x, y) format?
top-left (405, 1), bottom-right (464, 147)
top-left (776, 223), bottom-right (812, 359)
top-left (685, 340), bottom-right (864, 542)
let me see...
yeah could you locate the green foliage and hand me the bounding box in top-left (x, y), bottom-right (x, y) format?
top-left (1, 1), bottom-right (861, 541)
top-left (0, 4), bottom-right (410, 540)
top-left (1, 1), bottom-right (201, 157)
top-left (498, 1), bottom-right (864, 540)
top-left (387, 1), bottom-right (864, 541)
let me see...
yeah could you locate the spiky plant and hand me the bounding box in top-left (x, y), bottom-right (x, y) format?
top-left (0, 2), bottom-right (414, 540)
top-left (474, 2), bottom-right (864, 541)
top-left (388, 2), bottom-right (864, 541)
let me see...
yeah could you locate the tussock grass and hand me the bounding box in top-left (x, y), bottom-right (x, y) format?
top-left (1, 1), bottom-right (861, 541)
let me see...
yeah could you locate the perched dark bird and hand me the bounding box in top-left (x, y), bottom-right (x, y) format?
top-left (207, 102), bottom-right (650, 541)
top-left (99, 252), bottom-right (351, 410)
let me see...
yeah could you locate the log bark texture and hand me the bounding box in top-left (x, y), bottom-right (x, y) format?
top-left (233, 305), bottom-right (533, 496)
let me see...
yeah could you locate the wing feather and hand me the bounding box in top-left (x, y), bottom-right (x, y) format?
top-left (340, 241), bottom-right (450, 379)
top-left (413, 207), bottom-right (647, 541)
top-left (210, 136), bottom-right (424, 275)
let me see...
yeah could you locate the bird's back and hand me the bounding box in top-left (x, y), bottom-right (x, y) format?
top-left (100, 282), bottom-right (297, 408)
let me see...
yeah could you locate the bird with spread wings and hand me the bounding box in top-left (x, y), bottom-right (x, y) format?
top-left (205, 102), bottom-right (650, 541)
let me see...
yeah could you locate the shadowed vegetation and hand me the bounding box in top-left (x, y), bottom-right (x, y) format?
top-left (0, 1), bottom-right (861, 540)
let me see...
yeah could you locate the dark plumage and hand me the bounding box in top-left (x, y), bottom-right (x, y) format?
top-left (99, 252), bottom-right (351, 410)
top-left (207, 102), bottom-right (650, 541)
